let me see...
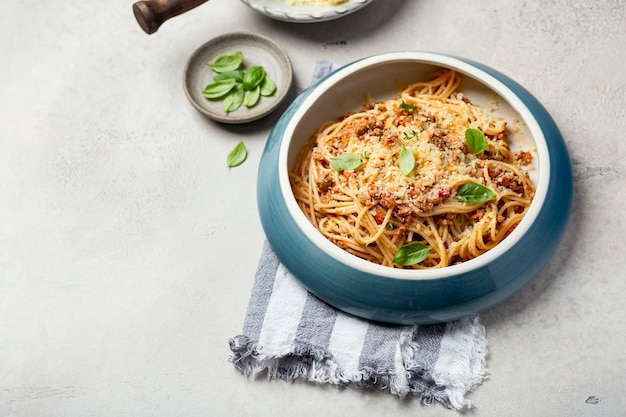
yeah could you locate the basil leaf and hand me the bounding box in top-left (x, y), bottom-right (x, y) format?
top-left (457, 182), bottom-right (495, 203)
top-left (203, 52), bottom-right (277, 113)
top-left (399, 101), bottom-right (416, 111)
top-left (392, 242), bottom-right (431, 266)
top-left (213, 70), bottom-right (244, 83)
top-left (209, 51), bottom-right (243, 73)
top-left (465, 128), bottom-right (488, 155)
top-left (260, 75), bottom-right (276, 96)
top-left (222, 84), bottom-right (244, 113)
top-left (202, 78), bottom-right (237, 99)
top-left (330, 153), bottom-right (363, 171)
top-left (226, 141), bottom-right (247, 168)
top-left (242, 66), bottom-right (266, 91)
top-left (398, 145), bottom-right (415, 176)
top-left (243, 85), bottom-right (261, 108)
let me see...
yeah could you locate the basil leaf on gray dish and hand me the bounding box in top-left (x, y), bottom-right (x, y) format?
top-left (223, 84), bottom-right (244, 113)
top-left (202, 51), bottom-right (278, 112)
top-left (209, 51), bottom-right (243, 73)
top-left (202, 79), bottom-right (237, 99)
top-left (214, 70), bottom-right (245, 83)
top-left (242, 66), bottom-right (266, 91)
top-left (243, 86), bottom-right (261, 108)
top-left (260, 76), bottom-right (277, 96)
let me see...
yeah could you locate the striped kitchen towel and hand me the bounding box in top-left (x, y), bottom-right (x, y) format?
top-left (229, 241), bottom-right (489, 409)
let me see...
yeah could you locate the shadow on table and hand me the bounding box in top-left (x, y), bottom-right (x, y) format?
top-left (481, 170), bottom-right (583, 331)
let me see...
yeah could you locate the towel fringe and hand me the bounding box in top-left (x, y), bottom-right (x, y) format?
top-left (433, 316), bottom-right (489, 409)
top-left (229, 331), bottom-right (468, 409)
top-left (229, 335), bottom-right (363, 386)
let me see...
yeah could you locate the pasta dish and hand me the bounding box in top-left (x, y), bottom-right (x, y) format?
top-left (289, 69), bottom-right (535, 269)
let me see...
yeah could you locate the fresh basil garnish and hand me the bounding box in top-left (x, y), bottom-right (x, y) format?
top-left (243, 85), bottom-right (261, 108)
top-left (203, 52), bottom-right (276, 113)
top-left (330, 153), bottom-right (363, 171)
top-left (223, 84), bottom-right (244, 113)
top-left (260, 76), bottom-right (276, 96)
top-left (209, 51), bottom-right (243, 73)
top-left (202, 79), bottom-right (237, 99)
top-left (399, 101), bottom-right (417, 111)
top-left (465, 128), bottom-right (488, 156)
top-left (457, 182), bottom-right (495, 203)
top-left (242, 66), bottom-right (266, 91)
top-left (399, 145), bottom-right (415, 176)
top-left (214, 70), bottom-right (244, 83)
top-left (226, 141), bottom-right (247, 168)
top-left (392, 242), bottom-right (431, 266)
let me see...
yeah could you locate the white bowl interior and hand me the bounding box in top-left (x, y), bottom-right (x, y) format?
top-left (279, 53), bottom-right (549, 280)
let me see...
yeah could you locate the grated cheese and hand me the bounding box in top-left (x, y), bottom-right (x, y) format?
top-left (278, 0), bottom-right (348, 6)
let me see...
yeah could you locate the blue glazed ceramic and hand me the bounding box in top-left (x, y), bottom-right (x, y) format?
top-left (257, 52), bottom-right (573, 325)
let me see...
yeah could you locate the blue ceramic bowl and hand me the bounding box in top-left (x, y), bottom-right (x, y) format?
top-left (257, 52), bottom-right (573, 325)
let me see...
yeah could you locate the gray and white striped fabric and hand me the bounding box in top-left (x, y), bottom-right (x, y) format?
top-left (229, 242), bottom-right (489, 409)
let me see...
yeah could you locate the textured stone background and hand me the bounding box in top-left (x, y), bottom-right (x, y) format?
top-left (1, 1), bottom-right (624, 416)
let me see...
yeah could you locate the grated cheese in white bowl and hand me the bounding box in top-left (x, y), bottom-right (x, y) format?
top-left (279, 0), bottom-right (348, 5)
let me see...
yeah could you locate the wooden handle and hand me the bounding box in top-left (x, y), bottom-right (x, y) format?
top-left (133, 0), bottom-right (209, 34)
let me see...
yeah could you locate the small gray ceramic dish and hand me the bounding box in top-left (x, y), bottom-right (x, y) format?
top-left (240, 0), bottom-right (374, 22)
top-left (257, 51), bottom-right (574, 325)
top-left (183, 32), bottom-right (292, 124)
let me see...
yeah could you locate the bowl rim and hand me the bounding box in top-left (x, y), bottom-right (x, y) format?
top-left (240, 0), bottom-right (375, 23)
top-left (277, 51), bottom-right (551, 280)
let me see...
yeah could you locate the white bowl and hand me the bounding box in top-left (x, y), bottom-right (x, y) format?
top-left (240, 0), bottom-right (374, 22)
top-left (257, 52), bottom-right (573, 324)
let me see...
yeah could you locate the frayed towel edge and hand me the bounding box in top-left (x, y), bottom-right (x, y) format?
top-left (228, 328), bottom-right (484, 410)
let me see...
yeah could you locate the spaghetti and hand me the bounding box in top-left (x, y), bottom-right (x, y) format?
top-left (289, 69), bottom-right (536, 269)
